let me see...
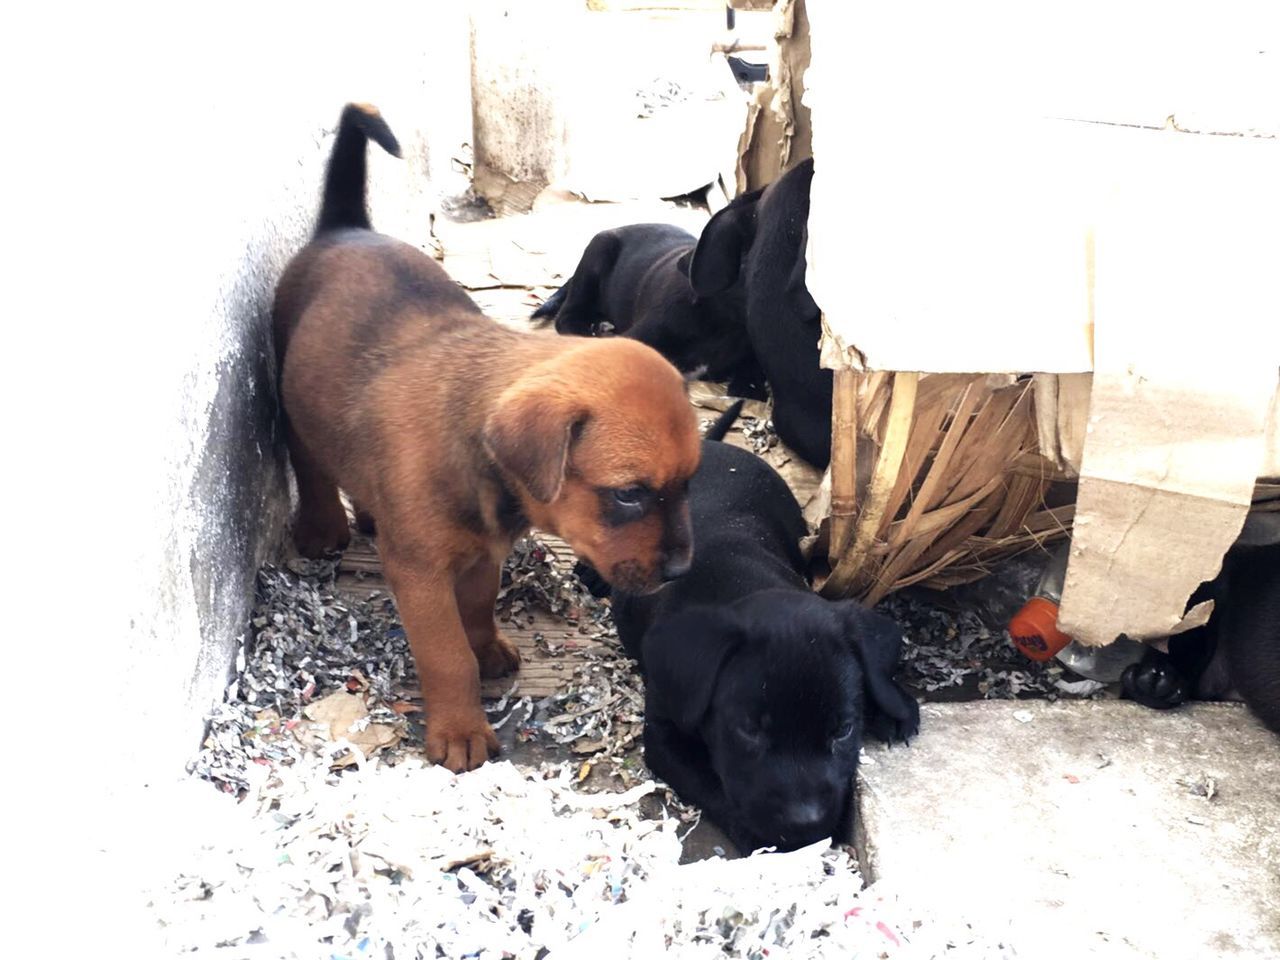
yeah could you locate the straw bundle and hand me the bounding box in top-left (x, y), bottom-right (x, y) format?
top-left (820, 371), bottom-right (1073, 604)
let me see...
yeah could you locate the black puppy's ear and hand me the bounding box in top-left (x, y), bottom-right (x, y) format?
top-left (785, 229), bottom-right (820, 318)
top-left (840, 601), bottom-right (920, 744)
top-left (689, 193), bottom-right (760, 296)
top-left (642, 606), bottom-right (743, 733)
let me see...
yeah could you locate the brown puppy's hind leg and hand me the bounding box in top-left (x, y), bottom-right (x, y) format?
top-left (456, 557), bottom-right (522, 679)
top-left (383, 547), bottom-right (499, 772)
top-left (286, 424), bottom-right (351, 557)
top-left (352, 502), bottom-right (377, 537)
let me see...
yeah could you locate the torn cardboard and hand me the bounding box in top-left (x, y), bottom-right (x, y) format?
top-left (1032, 373), bottom-right (1093, 480)
top-left (805, 0), bottom-right (1280, 374)
top-left (301, 691), bottom-right (402, 766)
top-left (803, 0), bottom-right (1280, 646)
top-left (735, 0), bottom-right (811, 193)
top-left (1034, 374), bottom-right (1280, 486)
top-left (1057, 149), bottom-right (1280, 644)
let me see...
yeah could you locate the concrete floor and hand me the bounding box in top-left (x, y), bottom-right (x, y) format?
top-left (856, 700), bottom-right (1280, 959)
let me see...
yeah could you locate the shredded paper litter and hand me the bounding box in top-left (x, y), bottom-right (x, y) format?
top-left (153, 542), bottom-right (1042, 957)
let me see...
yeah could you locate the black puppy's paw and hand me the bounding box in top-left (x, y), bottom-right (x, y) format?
top-left (1122, 650), bottom-right (1189, 710)
top-left (573, 560), bottom-right (612, 599)
top-left (865, 696), bottom-right (921, 746)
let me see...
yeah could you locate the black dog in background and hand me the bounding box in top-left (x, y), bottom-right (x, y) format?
top-left (532, 223), bottom-right (765, 398)
top-left (689, 158), bottom-right (831, 468)
top-left (1123, 513), bottom-right (1280, 733)
top-left (609, 403), bottom-right (919, 853)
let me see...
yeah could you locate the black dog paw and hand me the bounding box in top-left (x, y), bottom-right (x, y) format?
top-left (1122, 650), bottom-right (1189, 710)
top-left (573, 560), bottom-right (613, 599)
top-left (865, 697), bottom-right (921, 746)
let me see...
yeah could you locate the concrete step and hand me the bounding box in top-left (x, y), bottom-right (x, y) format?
top-left (855, 700), bottom-right (1280, 959)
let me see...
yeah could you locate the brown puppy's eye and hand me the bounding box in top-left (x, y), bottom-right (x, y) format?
top-left (614, 485), bottom-right (648, 506)
top-left (598, 485), bottom-right (651, 526)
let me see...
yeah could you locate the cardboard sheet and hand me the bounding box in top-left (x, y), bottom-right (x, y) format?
top-left (1050, 133), bottom-right (1280, 645)
top-left (1036, 375), bottom-right (1280, 485)
top-left (803, 0), bottom-right (1280, 645)
top-left (804, 0), bottom-right (1280, 374)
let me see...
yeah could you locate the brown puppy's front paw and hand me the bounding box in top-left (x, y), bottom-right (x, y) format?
top-left (294, 519), bottom-right (351, 558)
top-left (475, 631), bottom-right (522, 679)
top-left (426, 710), bottom-right (499, 772)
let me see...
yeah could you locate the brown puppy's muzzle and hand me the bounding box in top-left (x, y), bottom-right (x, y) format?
top-left (610, 498), bottom-right (694, 593)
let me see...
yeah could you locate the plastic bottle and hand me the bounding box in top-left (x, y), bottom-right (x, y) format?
top-left (1008, 542), bottom-right (1146, 682)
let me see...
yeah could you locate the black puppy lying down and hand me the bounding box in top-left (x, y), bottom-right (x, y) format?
top-left (1122, 513), bottom-right (1280, 733)
top-left (533, 223), bottom-right (765, 398)
top-left (609, 405), bottom-right (920, 853)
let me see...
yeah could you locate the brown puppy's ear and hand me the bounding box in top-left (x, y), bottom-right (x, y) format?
top-left (483, 385), bottom-right (586, 503)
top-left (689, 189), bottom-right (761, 296)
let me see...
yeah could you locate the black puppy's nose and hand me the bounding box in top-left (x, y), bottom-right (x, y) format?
top-left (781, 801), bottom-right (827, 830)
top-left (661, 552), bottom-right (693, 582)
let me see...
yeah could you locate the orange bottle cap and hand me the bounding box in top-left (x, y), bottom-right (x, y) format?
top-left (1008, 596), bottom-right (1072, 662)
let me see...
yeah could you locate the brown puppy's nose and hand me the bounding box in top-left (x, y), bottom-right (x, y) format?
top-left (661, 551), bottom-right (693, 582)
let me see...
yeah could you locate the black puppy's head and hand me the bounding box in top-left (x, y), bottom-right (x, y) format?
top-left (688, 162), bottom-right (820, 327)
top-left (645, 589), bottom-right (918, 852)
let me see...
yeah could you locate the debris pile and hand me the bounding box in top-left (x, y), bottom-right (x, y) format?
top-left (634, 77), bottom-right (696, 118)
top-left (739, 413), bottom-right (780, 455)
top-left (168, 537), bottom-right (1044, 957)
top-left (879, 554), bottom-right (1110, 703)
top-left (881, 591), bottom-right (1055, 698)
top-left (497, 537), bottom-right (611, 630)
top-left (191, 538), bottom-right (648, 796)
top-left (190, 559), bottom-right (414, 794)
top-left (153, 755), bottom-right (1016, 959)
top-left (153, 757), bottom-right (683, 957)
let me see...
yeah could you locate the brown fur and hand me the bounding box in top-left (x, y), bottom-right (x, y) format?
top-left (273, 229), bottom-right (700, 772)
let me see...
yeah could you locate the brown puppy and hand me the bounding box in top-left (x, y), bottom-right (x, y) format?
top-left (273, 104), bottom-right (701, 772)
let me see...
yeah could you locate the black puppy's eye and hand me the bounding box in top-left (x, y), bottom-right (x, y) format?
top-left (614, 485), bottom-right (646, 507)
top-left (736, 718), bottom-right (765, 743)
top-left (833, 721), bottom-right (856, 742)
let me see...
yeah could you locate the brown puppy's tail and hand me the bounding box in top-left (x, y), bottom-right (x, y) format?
top-left (703, 398), bottom-right (745, 442)
top-left (316, 103), bottom-right (403, 235)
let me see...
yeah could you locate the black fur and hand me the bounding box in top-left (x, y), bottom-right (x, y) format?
top-left (317, 104), bottom-right (403, 235)
top-left (1222, 538), bottom-right (1280, 731)
top-left (702, 399), bottom-right (745, 443)
top-left (533, 223), bottom-right (766, 398)
top-left (611, 426), bottom-right (919, 852)
top-left (1122, 515), bottom-right (1280, 733)
top-left (690, 159), bottom-right (832, 467)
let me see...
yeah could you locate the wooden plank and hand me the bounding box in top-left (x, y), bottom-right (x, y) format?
top-left (334, 533), bottom-right (614, 700)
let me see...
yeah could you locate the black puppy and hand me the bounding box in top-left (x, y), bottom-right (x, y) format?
top-left (1123, 514), bottom-right (1280, 733)
top-left (533, 223), bottom-right (765, 398)
top-left (689, 158), bottom-right (832, 468)
top-left (611, 404), bottom-right (920, 853)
